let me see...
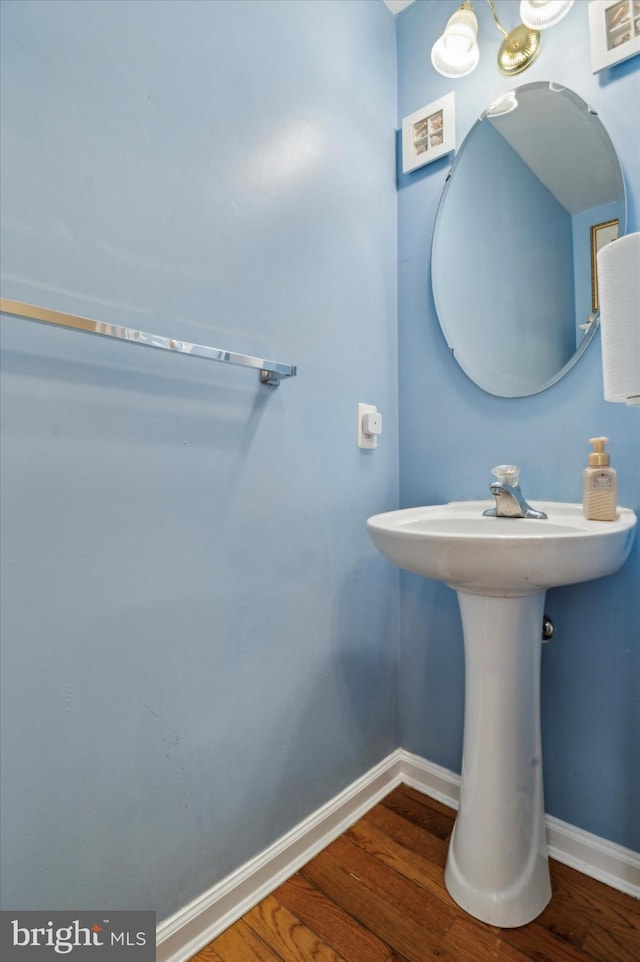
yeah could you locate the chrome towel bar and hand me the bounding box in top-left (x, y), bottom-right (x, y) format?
top-left (0, 298), bottom-right (297, 386)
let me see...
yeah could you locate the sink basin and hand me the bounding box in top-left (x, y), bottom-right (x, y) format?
top-left (367, 500), bottom-right (637, 597)
top-left (367, 499), bottom-right (636, 927)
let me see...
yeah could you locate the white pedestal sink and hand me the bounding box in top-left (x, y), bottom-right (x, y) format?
top-left (367, 500), bottom-right (636, 927)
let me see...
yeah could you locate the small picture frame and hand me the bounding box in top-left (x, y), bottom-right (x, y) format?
top-left (402, 93), bottom-right (455, 174)
top-left (588, 0), bottom-right (640, 73)
top-left (591, 218), bottom-right (619, 311)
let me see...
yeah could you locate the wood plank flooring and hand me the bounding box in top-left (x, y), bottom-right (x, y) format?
top-left (193, 785), bottom-right (640, 962)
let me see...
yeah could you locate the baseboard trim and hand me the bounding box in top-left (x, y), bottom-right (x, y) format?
top-left (156, 749), bottom-right (405, 962)
top-left (545, 814), bottom-right (640, 898)
top-left (157, 748), bottom-right (639, 962)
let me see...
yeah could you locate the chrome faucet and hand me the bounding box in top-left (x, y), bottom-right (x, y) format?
top-left (483, 465), bottom-right (548, 519)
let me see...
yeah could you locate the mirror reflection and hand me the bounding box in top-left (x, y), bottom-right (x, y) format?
top-left (431, 82), bottom-right (625, 398)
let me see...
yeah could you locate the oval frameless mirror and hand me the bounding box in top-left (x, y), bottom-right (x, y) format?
top-left (431, 82), bottom-right (625, 398)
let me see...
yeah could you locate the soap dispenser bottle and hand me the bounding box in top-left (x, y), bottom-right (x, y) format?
top-left (583, 437), bottom-right (617, 521)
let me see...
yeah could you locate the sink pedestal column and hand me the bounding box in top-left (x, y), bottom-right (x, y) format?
top-left (444, 590), bottom-right (552, 928)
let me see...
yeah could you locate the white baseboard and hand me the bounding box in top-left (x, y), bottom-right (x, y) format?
top-left (545, 814), bottom-right (640, 898)
top-left (157, 748), bottom-right (640, 962)
top-left (156, 749), bottom-right (405, 962)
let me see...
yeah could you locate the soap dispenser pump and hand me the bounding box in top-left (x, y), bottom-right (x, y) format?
top-left (583, 437), bottom-right (617, 521)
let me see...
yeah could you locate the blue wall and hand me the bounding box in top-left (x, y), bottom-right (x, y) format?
top-left (0, 0), bottom-right (398, 919)
top-left (397, 0), bottom-right (639, 850)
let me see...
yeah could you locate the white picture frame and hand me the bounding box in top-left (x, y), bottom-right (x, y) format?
top-left (402, 93), bottom-right (455, 174)
top-left (588, 0), bottom-right (640, 73)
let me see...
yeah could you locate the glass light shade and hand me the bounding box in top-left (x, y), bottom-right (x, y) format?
top-left (519, 0), bottom-right (574, 29)
top-left (431, 7), bottom-right (480, 78)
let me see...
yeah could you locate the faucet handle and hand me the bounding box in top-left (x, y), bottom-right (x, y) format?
top-left (491, 464), bottom-right (520, 486)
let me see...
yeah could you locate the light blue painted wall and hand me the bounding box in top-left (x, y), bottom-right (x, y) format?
top-left (0, 0), bottom-right (398, 919)
top-left (397, 0), bottom-right (640, 849)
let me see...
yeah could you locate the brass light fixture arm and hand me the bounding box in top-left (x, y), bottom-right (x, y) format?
top-left (458, 1), bottom-right (510, 40)
top-left (439, 0), bottom-right (541, 79)
top-left (486, 0), bottom-right (509, 38)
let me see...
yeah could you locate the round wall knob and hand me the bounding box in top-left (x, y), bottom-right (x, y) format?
top-left (542, 615), bottom-right (555, 642)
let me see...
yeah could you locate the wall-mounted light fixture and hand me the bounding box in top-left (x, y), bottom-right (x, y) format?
top-left (431, 0), bottom-right (574, 78)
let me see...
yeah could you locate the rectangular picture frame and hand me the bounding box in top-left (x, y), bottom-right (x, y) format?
top-left (588, 0), bottom-right (640, 72)
top-left (402, 93), bottom-right (455, 174)
top-left (591, 218), bottom-right (620, 311)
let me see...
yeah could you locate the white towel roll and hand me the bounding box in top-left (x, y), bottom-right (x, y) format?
top-left (597, 231), bottom-right (640, 406)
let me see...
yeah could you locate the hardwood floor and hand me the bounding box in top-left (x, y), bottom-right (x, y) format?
top-left (193, 785), bottom-right (640, 962)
